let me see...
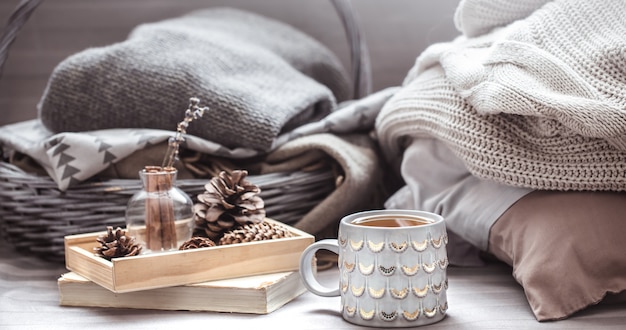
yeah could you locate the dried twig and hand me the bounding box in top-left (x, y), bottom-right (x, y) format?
top-left (161, 97), bottom-right (208, 169)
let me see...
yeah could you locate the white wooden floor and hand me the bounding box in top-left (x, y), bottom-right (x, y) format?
top-left (2, 237), bottom-right (626, 330)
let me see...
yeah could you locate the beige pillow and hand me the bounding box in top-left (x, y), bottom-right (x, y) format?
top-left (488, 190), bottom-right (626, 321)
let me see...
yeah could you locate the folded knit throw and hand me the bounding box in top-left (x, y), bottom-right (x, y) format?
top-left (376, 0), bottom-right (626, 191)
top-left (38, 8), bottom-right (351, 152)
top-left (453, 0), bottom-right (550, 38)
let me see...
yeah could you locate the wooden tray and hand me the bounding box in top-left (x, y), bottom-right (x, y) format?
top-left (64, 219), bottom-right (314, 293)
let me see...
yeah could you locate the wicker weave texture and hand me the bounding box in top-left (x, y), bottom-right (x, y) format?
top-left (0, 162), bottom-right (335, 262)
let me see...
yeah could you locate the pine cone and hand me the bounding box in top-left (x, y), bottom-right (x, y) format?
top-left (193, 170), bottom-right (266, 240)
top-left (179, 236), bottom-right (216, 250)
top-left (94, 226), bottom-right (142, 260)
top-left (219, 221), bottom-right (294, 245)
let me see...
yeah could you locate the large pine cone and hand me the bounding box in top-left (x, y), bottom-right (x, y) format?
top-left (219, 221), bottom-right (294, 245)
top-left (94, 226), bottom-right (142, 260)
top-left (194, 170), bottom-right (266, 240)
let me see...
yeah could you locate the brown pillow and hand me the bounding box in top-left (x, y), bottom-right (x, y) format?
top-left (488, 190), bottom-right (626, 321)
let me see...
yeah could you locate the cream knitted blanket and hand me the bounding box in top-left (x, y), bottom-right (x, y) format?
top-left (376, 0), bottom-right (626, 191)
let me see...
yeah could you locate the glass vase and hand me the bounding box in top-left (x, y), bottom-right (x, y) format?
top-left (125, 166), bottom-right (194, 253)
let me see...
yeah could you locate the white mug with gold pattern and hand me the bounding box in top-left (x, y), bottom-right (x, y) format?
top-left (299, 209), bottom-right (448, 327)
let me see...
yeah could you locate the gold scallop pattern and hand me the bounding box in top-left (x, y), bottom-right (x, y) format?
top-left (411, 239), bottom-right (428, 252)
top-left (359, 308), bottom-right (375, 320)
top-left (402, 309), bottom-right (420, 321)
top-left (336, 221), bottom-right (449, 325)
top-left (390, 287), bottom-right (409, 299)
top-left (358, 262), bottom-right (375, 275)
top-left (424, 307), bottom-right (438, 318)
top-left (440, 301), bottom-right (449, 314)
top-left (438, 258), bottom-right (449, 270)
top-left (345, 305), bottom-right (356, 317)
top-left (379, 265), bottom-right (396, 276)
top-left (432, 281), bottom-right (443, 294)
top-left (350, 239), bottom-right (364, 251)
top-left (423, 262), bottom-right (436, 274)
top-left (431, 235), bottom-right (443, 249)
top-left (368, 287), bottom-right (385, 299)
top-left (413, 285), bottom-right (429, 298)
top-left (389, 241), bottom-right (408, 253)
top-left (351, 285), bottom-right (365, 297)
top-left (401, 264), bottom-right (420, 276)
top-left (380, 310), bottom-right (397, 321)
top-left (367, 240), bottom-right (385, 253)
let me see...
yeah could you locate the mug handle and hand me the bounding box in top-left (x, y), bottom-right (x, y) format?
top-left (299, 239), bottom-right (340, 297)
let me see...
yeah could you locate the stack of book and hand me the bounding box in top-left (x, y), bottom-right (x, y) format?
top-left (58, 219), bottom-right (314, 314)
top-left (58, 271), bottom-right (305, 314)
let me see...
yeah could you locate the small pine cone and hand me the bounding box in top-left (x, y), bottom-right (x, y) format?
top-left (219, 221), bottom-right (294, 245)
top-left (179, 236), bottom-right (216, 250)
top-left (193, 170), bottom-right (266, 240)
top-left (94, 226), bottom-right (142, 260)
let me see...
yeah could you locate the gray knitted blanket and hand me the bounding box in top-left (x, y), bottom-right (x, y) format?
top-left (376, 0), bottom-right (626, 191)
top-left (38, 8), bottom-right (351, 152)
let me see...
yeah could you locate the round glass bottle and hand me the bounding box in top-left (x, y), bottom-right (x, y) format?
top-left (125, 166), bottom-right (194, 253)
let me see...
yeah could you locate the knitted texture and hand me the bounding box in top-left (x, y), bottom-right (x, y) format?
top-left (38, 8), bottom-right (351, 152)
top-left (453, 0), bottom-right (550, 37)
top-left (376, 0), bottom-right (626, 191)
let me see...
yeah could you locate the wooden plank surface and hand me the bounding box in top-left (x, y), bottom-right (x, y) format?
top-left (3, 234), bottom-right (626, 329)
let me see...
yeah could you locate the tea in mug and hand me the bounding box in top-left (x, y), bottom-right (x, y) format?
top-left (351, 214), bottom-right (431, 227)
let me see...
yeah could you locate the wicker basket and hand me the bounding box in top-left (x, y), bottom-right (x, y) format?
top-left (0, 0), bottom-right (371, 261)
top-left (0, 161), bottom-right (336, 262)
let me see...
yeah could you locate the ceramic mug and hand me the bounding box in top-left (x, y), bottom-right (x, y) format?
top-left (299, 210), bottom-right (448, 327)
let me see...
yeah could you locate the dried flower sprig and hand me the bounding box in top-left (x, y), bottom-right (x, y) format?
top-left (161, 97), bottom-right (209, 169)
